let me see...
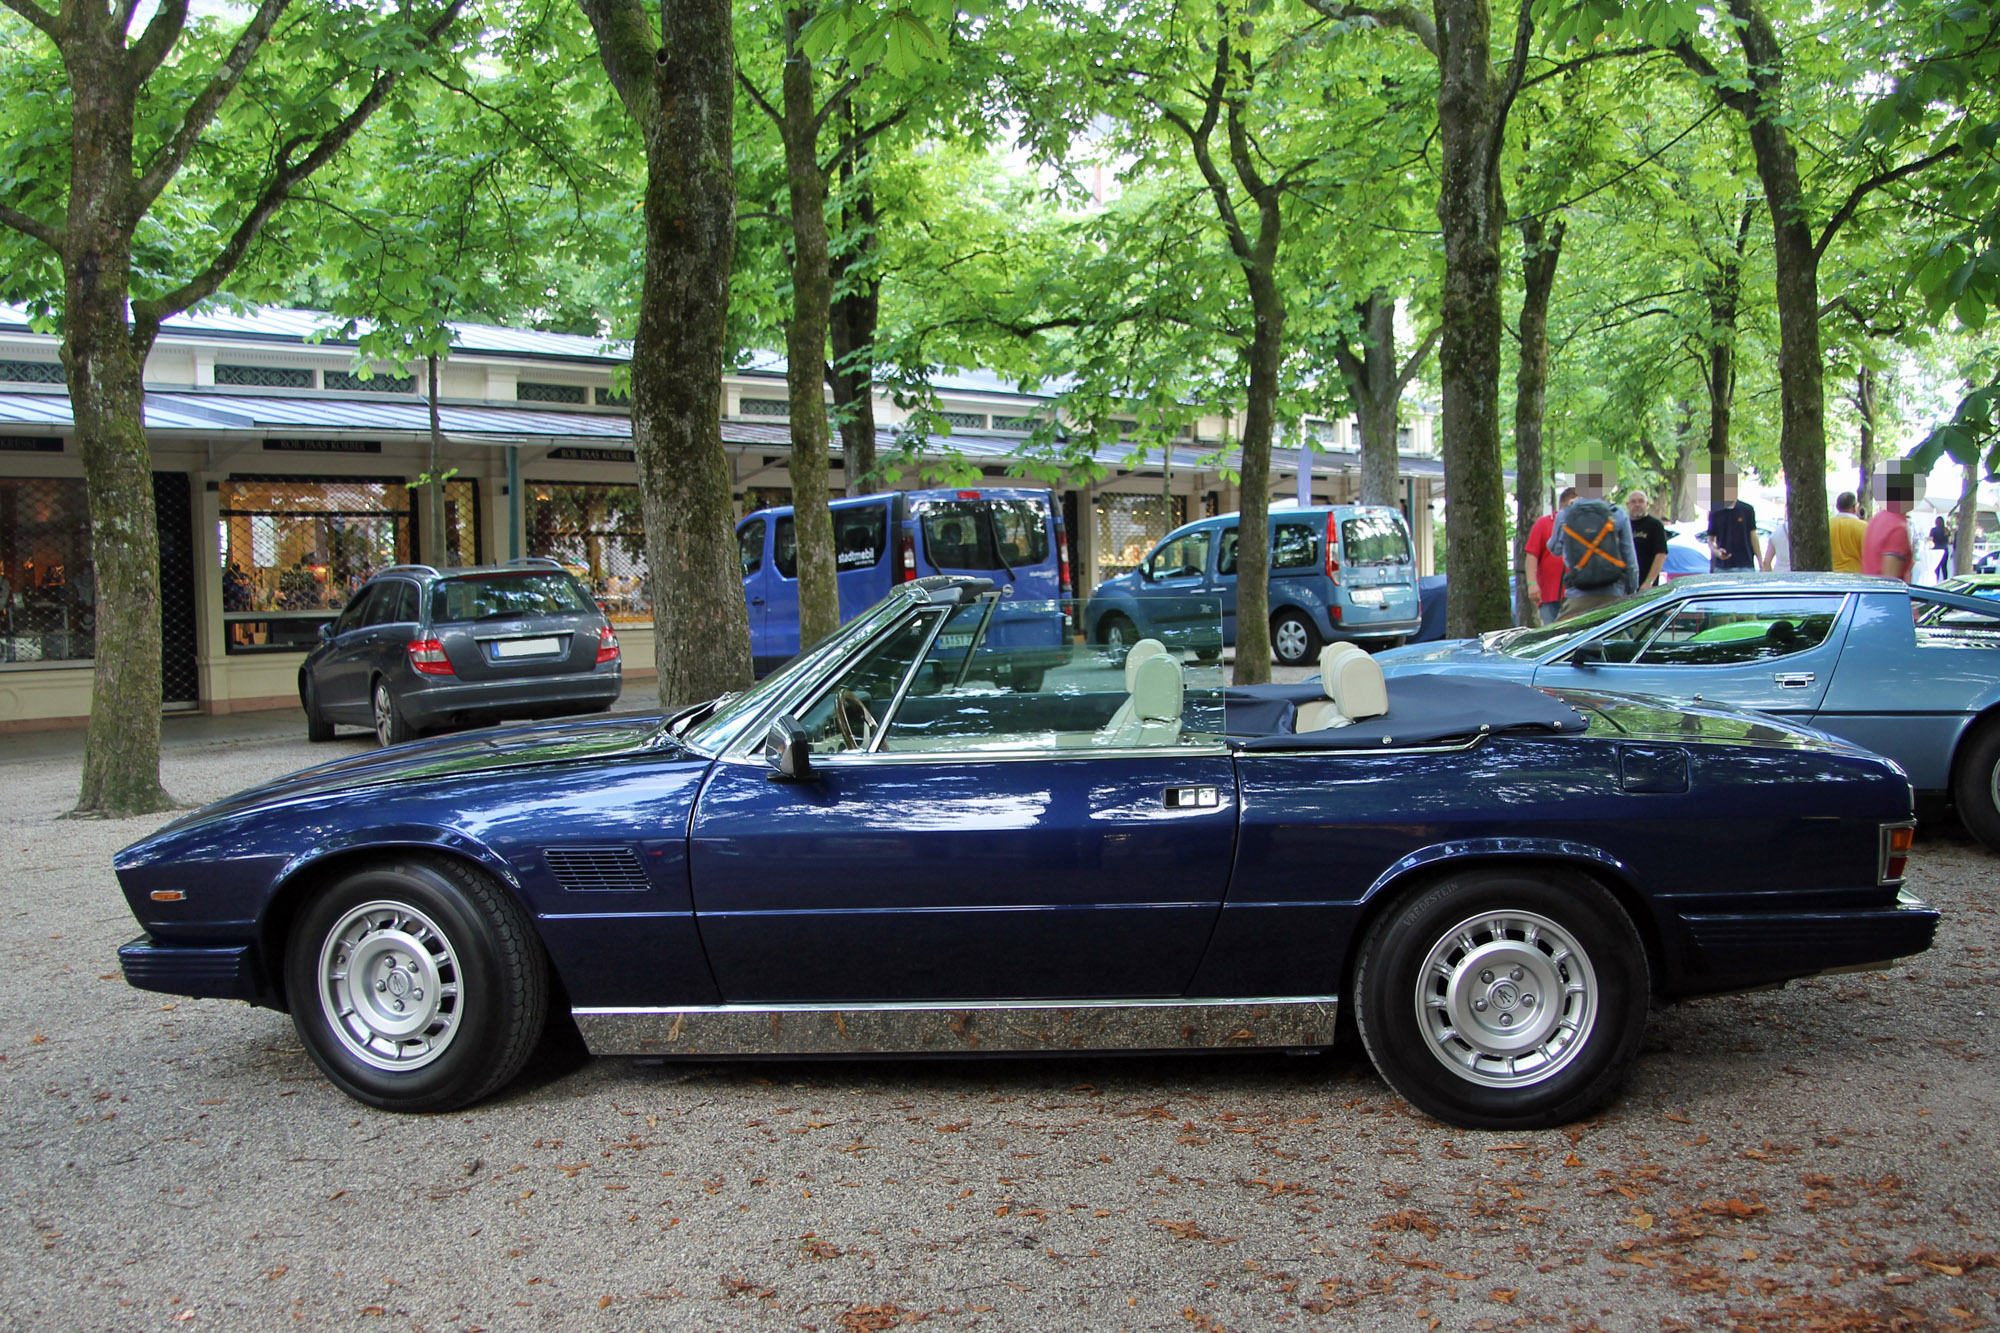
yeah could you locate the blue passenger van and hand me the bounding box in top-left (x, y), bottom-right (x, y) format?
top-left (738, 487), bottom-right (1070, 675)
top-left (1083, 503), bottom-right (1421, 666)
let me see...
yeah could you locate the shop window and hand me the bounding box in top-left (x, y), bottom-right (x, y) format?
top-left (324, 370), bottom-right (414, 394)
top-left (216, 364), bottom-right (312, 389)
top-left (524, 482), bottom-right (650, 625)
top-left (413, 478), bottom-right (481, 569)
top-left (0, 360), bottom-right (67, 384)
top-left (1093, 493), bottom-right (1184, 583)
top-left (0, 477), bottom-right (94, 664)
top-left (219, 478), bottom-right (410, 652)
top-left (518, 381), bottom-right (587, 405)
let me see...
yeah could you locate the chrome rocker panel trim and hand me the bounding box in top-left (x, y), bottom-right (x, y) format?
top-left (574, 997), bottom-right (1340, 1057)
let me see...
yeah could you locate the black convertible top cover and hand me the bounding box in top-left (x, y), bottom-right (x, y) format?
top-left (1224, 672), bottom-right (1587, 751)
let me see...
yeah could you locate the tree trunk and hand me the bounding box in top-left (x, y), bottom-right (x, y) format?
top-left (1670, 402), bottom-right (1699, 521)
top-left (829, 111), bottom-right (879, 497)
top-left (1232, 269), bottom-right (1282, 686)
top-left (62, 34), bottom-right (172, 817)
top-left (1855, 366), bottom-right (1878, 517)
top-left (1956, 458), bottom-right (1978, 576)
top-left (426, 352), bottom-right (448, 564)
top-left (587, 0), bottom-right (752, 707)
top-left (1512, 214), bottom-right (1564, 628)
top-left (779, 5), bottom-right (839, 648)
top-left (1344, 292), bottom-right (1404, 508)
top-left (1434, 0), bottom-right (1523, 637)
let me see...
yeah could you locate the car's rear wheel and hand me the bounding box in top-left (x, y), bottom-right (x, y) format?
top-left (1271, 609), bottom-right (1320, 667)
top-left (1352, 867), bottom-right (1648, 1130)
top-left (285, 857), bottom-right (547, 1113)
top-left (303, 677), bottom-right (334, 743)
top-left (1951, 717), bottom-right (2000, 851)
top-left (373, 679), bottom-right (417, 748)
top-left (1098, 613), bottom-right (1138, 653)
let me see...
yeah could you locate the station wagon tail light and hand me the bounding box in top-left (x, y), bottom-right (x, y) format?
top-left (407, 638), bottom-right (454, 676)
top-left (898, 532), bottom-right (917, 582)
top-left (1323, 512), bottom-right (1342, 585)
top-left (596, 625), bottom-right (620, 664)
top-left (1879, 822), bottom-right (1915, 884)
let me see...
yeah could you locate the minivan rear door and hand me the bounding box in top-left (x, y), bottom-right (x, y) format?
top-left (737, 517), bottom-right (769, 657)
top-left (831, 497), bottom-right (894, 619)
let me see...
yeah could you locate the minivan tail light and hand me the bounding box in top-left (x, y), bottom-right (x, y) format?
top-left (596, 625), bottom-right (620, 664)
top-left (956, 489), bottom-right (981, 499)
top-left (899, 532), bottom-right (917, 582)
top-left (1324, 511), bottom-right (1342, 585)
top-left (407, 638), bottom-right (454, 676)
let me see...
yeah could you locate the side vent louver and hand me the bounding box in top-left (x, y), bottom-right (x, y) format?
top-left (545, 847), bottom-right (650, 892)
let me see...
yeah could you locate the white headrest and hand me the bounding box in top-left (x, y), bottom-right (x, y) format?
top-left (1125, 638), bottom-right (1169, 690)
top-left (1131, 652), bottom-right (1184, 723)
top-left (1318, 641), bottom-right (1364, 698)
top-left (1326, 650), bottom-right (1387, 721)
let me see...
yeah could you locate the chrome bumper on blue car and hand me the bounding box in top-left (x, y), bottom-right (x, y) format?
top-left (1679, 891), bottom-right (1939, 979)
top-left (119, 936), bottom-right (267, 1004)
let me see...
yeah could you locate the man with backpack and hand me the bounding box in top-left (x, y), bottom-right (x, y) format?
top-left (1554, 459), bottom-right (1640, 621)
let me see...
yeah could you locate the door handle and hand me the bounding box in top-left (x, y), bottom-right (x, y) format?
top-left (750, 598), bottom-right (765, 606)
top-left (1163, 785), bottom-right (1221, 809)
top-left (1773, 672), bottom-right (1815, 688)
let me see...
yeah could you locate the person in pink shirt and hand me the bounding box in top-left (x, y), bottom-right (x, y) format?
top-left (1862, 465), bottom-right (1920, 581)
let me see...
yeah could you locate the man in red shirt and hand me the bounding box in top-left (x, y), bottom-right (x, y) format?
top-left (1862, 466), bottom-right (1919, 581)
top-left (1523, 487), bottom-right (1577, 625)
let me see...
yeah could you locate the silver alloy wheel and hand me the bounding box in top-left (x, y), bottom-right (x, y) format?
top-left (317, 898), bottom-right (464, 1072)
top-left (373, 681), bottom-right (396, 747)
top-left (1104, 619), bottom-right (1134, 651)
top-left (1273, 617), bottom-right (1310, 663)
top-left (1413, 909), bottom-right (1597, 1088)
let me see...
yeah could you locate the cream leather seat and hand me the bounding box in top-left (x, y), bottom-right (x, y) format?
top-left (1295, 643), bottom-right (1387, 733)
top-left (1098, 638), bottom-right (1171, 734)
top-left (1100, 651), bottom-right (1183, 747)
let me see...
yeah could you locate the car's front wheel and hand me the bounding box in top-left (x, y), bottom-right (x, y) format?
top-left (285, 857), bottom-right (548, 1113)
top-left (1951, 717), bottom-right (2000, 851)
top-left (1271, 609), bottom-right (1320, 667)
top-left (1097, 613), bottom-right (1138, 653)
top-left (373, 679), bottom-right (417, 748)
top-left (1352, 867), bottom-right (1648, 1130)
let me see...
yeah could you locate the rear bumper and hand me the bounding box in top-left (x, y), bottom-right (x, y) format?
top-left (1677, 891), bottom-right (1939, 984)
top-left (1331, 615), bottom-right (1422, 641)
top-left (401, 671), bottom-right (622, 726)
top-left (119, 935), bottom-right (272, 1005)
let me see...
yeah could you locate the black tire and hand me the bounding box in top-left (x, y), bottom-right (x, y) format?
top-left (1352, 867), bottom-right (1649, 1130)
top-left (284, 856), bottom-right (548, 1113)
top-left (1009, 667), bottom-right (1047, 693)
top-left (372, 677), bottom-right (417, 748)
top-left (302, 677), bottom-right (334, 743)
top-left (1952, 717), bottom-right (2000, 851)
top-left (1270, 608), bottom-right (1321, 667)
top-left (1097, 613), bottom-right (1139, 652)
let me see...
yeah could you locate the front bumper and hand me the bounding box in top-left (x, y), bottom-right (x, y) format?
top-left (119, 935), bottom-right (272, 1005)
top-left (1678, 890), bottom-right (1939, 981)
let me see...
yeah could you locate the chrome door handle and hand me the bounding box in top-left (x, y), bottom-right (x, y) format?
top-left (1773, 672), bottom-right (1815, 688)
top-left (1163, 786), bottom-right (1221, 809)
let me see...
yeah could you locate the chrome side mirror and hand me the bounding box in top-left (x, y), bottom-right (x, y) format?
top-left (764, 716), bottom-right (814, 783)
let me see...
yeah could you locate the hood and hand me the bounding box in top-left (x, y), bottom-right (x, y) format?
top-left (142, 714), bottom-right (670, 838)
top-left (1374, 635), bottom-right (1526, 675)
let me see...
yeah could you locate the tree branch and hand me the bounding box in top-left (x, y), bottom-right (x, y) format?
top-left (1299, 0), bottom-right (1436, 56)
top-left (1667, 37), bottom-right (1754, 117)
top-left (1815, 143), bottom-right (1961, 259)
top-left (131, 0), bottom-right (290, 214)
top-left (0, 0), bottom-right (58, 43)
top-left (736, 68), bottom-right (782, 127)
top-left (811, 71), bottom-right (862, 137)
top-left (576, 0), bottom-right (660, 129)
top-left (0, 202), bottom-right (61, 252)
top-left (1488, 0), bottom-right (1538, 164)
top-left (127, 0), bottom-right (190, 84)
top-left (821, 101), bottom-right (911, 175)
top-left (131, 0), bottom-right (470, 338)
top-left (1395, 323), bottom-right (1441, 394)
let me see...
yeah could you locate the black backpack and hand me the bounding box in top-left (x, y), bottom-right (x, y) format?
top-left (1560, 498), bottom-right (1625, 590)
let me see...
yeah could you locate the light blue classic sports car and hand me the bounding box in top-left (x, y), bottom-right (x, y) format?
top-left (1375, 573), bottom-right (2000, 848)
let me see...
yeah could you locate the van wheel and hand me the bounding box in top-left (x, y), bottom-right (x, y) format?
top-left (1952, 716), bottom-right (2000, 851)
top-left (1098, 614), bottom-right (1138, 652)
top-left (1271, 610), bottom-right (1319, 667)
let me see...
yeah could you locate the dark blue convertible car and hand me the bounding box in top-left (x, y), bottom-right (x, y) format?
top-left (115, 577), bottom-right (1936, 1130)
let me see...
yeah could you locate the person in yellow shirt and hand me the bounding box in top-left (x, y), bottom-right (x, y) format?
top-left (1830, 491), bottom-right (1867, 573)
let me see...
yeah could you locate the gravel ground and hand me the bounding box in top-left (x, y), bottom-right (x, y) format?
top-left (2, 729), bottom-right (1997, 1332)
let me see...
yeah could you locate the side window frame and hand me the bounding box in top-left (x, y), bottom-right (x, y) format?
top-left (738, 518), bottom-right (766, 578)
top-left (1632, 594), bottom-right (1847, 667)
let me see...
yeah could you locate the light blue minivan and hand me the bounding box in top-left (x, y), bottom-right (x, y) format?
top-left (1083, 504), bottom-right (1421, 665)
top-left (738, 487), bottom-right (1070, 675)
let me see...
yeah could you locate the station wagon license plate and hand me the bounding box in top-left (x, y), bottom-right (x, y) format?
top-left (492, 636), bottom-right (562, 659)
top-left (1349, 588), bottom-right (1387, 605)
top-left (937, 633), bottom-right (973, 649)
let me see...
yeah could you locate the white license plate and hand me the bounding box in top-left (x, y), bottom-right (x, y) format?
top-left (937, 633), bottom-right (973, 649)
top-left (493, 636), bottom-right (561, 658)
top-left (1349, 589), bottom-right (1387, 606)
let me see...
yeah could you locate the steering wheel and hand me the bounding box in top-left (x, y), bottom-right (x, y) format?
top-left (834, 688), bottom-right (878, 750)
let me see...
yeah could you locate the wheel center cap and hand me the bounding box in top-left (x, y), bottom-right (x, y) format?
top-left (384, 967), bottom-right (412, 998)
top-left (1488, 980), bottom-right (1521, 1011)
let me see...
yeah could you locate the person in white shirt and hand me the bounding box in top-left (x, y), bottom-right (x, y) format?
top-left (1760, 518), bottom-right (1791, 573)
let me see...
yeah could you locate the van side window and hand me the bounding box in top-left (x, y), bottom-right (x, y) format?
top-left (1272, 522), bottom-right (1321, 570)
top-left (1145, 530), bottom-right (1210, 581)
top-left (738, 519), bottom-right (765, 578)
top-left (773, 517), bottom-right (798, 580)
top-left (1216, 528), bottom-right (1238, 576)
top-left (833, 507), bottom-right (887, 569)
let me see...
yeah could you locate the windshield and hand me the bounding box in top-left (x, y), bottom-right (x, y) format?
top-left (1498, 584), bottom-right (1679, 659)
top-left (677, 594), bottom-right (915, 753)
